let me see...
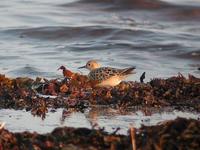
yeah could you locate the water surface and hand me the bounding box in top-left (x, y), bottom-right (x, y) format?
top-left (0, 107), bottom-right (199, 134)
top-left (0, 0), bottom-right (200, 133)
top-left (0, 0), bottom-right (199, 81)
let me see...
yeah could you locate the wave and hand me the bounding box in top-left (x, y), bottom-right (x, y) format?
top-left (60, 0), bottom-right (200, 20)
top-left (7, 66), bottom-right (56, 78)
top-left (77, 0), bottom-right (200, 8)
top-left (3, 26), bottom-right (154, 41)
top-left (4, 26), bottom-right (115, 41)
top-left (3, 25), bottom-right (198, 57)
top-left (70, 0), bottom-right (170, 9)
top-left (176, 50), bottom-right (200, 60)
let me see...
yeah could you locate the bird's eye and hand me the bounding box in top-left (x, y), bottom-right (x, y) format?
top-left (88, 63), bottom-right (91, 66)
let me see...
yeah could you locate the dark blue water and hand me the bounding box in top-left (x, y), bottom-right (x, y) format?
top-left (0, 0), bottom-right (199, 81)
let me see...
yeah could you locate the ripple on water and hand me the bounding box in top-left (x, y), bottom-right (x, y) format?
top-left (7, 65), bottom-right (57, 78)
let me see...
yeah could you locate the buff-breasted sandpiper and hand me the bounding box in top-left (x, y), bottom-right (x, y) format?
top-left (78, 60), bottom-right (136, 87)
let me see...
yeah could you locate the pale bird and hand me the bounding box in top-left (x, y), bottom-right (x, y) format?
top-left (78, 60), bottom-right (136, 87)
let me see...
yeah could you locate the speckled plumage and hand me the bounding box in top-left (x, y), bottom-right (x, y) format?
top-left (88, 67), bottom-right (121, 82)
top-left (79, 60), bottom-right (136, 87)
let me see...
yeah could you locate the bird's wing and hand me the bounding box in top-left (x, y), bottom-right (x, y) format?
top-left (88, 67), bottom-right (120, 81)
top-left (119, 67), bottom-right (136, 75)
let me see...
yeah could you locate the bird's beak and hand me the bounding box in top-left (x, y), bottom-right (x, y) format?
top-left (78, 65), bottom-right (86, 69)
top-left (57, 67), bottom-right (61, 70)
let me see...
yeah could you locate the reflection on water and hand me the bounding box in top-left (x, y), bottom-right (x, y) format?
top-left (0, 107), bottom-right (199, 135)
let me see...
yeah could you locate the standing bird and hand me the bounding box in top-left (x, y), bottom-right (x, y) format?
top-left (78, 60), bottom-right (136, 87)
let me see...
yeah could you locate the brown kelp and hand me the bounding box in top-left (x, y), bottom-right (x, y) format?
top-left (0, 118), bottom-right (199, 150)
top-left (0, 72), bottom-right (199, 119)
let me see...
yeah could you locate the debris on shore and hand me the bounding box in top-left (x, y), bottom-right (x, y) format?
top-left (0, 73), bottom-right (199, 119)
top-left (0, 118), bottom-right (199, 150)
top-left (0, 72), bottom-right (199, 149)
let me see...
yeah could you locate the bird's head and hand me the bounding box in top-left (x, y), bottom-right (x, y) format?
top-left (78, 60), bottom-right (101, 71)
top-left (58, 65), bottom-right (66, 71)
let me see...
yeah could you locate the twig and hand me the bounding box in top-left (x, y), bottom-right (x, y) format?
top-left (0, 122), bottom-right (5, 130)
top-left (140, 72), bottom-right (145, 83)
top-left (130, 127), bottom-right (137, 150)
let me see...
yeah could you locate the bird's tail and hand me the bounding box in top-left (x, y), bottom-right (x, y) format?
top-left (121, 67), bottom-right (136, 75)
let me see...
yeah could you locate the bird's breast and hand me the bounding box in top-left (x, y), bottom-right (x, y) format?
top-left (96, 75), bottom-right (122, 87)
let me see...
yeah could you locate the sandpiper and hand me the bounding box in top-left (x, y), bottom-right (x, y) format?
top-left (78, 60), bottom-right (136, 87)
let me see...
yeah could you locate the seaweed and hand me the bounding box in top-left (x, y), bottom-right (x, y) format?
top-left (0, 118), bottom-right (199, 150)
top-left (0, 71), bottom-right (199, 119)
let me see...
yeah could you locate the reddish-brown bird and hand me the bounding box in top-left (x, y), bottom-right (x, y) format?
top-left (58, 66), bottom-right (75, 79)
